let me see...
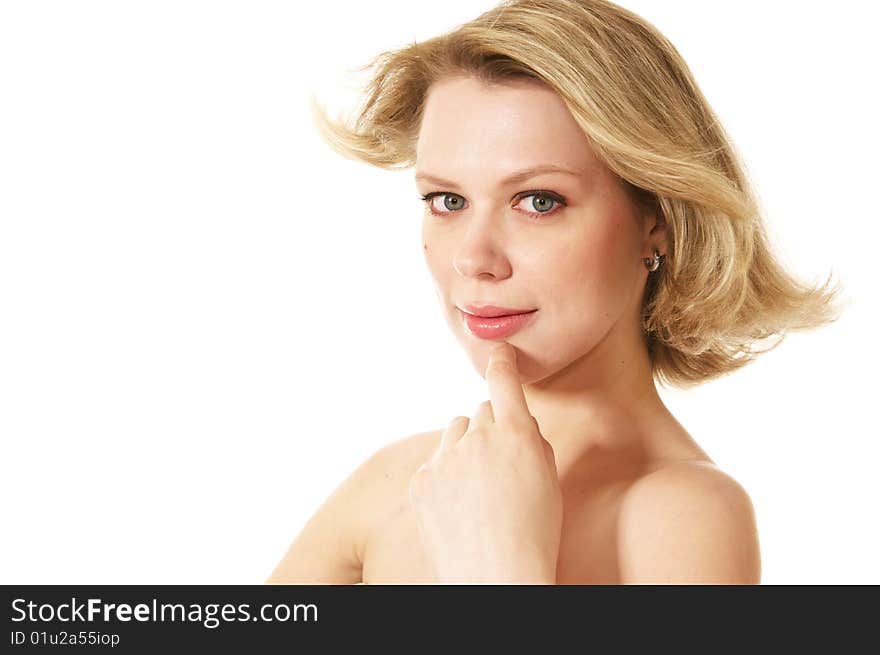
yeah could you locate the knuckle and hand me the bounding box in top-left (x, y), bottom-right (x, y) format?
top-left (465, 428), bottom-right (487, 443)
top-left (457, 432), bottom-right (482, 452)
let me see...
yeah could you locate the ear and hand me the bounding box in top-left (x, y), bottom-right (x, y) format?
top-left (642, 207), bottom-right (668, 256)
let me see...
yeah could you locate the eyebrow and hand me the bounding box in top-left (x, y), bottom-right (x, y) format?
top-left (414, 164), bottom-right (581, 188)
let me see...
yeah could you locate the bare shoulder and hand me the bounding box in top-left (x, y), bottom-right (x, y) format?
top-left (357, 429), bottom-right (443, 493)
top-left (266, 430), bottom-right (441, 584)
top-left (371, 429), bottom-right (443, 475)
top-left (356, 428), bottom-right (442, 498)
top-left (617, 460), bottom-right (762, 584)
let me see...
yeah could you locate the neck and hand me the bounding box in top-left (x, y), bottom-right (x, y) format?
top-left (521, 314), bottom-right (667, 474)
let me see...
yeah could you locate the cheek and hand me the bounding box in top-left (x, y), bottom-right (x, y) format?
top-left (422, 238), bottom-right (452, 288)
top-left (533, 220), bottom-right (640, 331)
top-left (421, 220), bottom-right (441, 269)
top-left (537, 218), bottom-right (633, 288)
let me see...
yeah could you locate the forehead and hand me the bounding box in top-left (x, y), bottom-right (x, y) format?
top-left (415, 75), bottom-right (599, 176)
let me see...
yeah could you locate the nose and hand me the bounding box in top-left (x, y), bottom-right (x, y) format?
top-left (452, 212), bottom-right (512, 280)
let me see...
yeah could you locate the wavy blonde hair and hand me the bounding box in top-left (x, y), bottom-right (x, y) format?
top-left (309, 0), bottom-right (847, 389)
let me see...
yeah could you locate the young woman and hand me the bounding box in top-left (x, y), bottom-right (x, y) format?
top-left (267, 0), bottom-right (844, 584)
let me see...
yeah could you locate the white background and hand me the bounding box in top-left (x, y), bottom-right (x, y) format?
top-left (1, 1), bottom-right (876, 584)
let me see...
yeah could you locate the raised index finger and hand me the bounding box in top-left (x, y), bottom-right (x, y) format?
top-left (485, 341), bottom-right (530, 424)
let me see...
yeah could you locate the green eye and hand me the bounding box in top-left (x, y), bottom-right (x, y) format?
top-left (522, 193), bottom-right (558, 213)
top-left (421, 191), bottom-right (463, 214)
top-left (419, 190), bottom-right (567, 219)
top-left (420, 192), bottom-right (467, 215)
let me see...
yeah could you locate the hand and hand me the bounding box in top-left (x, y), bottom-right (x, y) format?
top-left (408, 341), bottom-right (563, 584)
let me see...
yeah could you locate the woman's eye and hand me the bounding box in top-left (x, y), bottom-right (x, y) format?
top-left (419, 191), bottom-right (565, 218)
top-left (515, 193), bottom-right (564, 216)
top-left (421, 192), bottom-right (466, 214)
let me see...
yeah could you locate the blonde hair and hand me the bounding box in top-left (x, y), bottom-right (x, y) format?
top-left (309, 0), bottom-right (847, 389)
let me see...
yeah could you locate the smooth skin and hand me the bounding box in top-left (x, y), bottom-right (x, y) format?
top-left (267, 74), bottom-right (761, 584)
top-left (409, 342), bottom-right (562, 584)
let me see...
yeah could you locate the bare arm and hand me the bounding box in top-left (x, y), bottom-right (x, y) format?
top-left (265, 455), bottom-right (374, 584)
top-left (265, 431), bottom-right (440, 584)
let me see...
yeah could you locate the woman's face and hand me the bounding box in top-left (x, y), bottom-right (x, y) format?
top-left (416, 74), bottom-right (661, 384)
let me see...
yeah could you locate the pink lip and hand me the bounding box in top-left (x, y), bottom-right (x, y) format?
top-left (461, 304), bottom-right (536, 318)
top-left (458, 307), bottom-right (538, 340)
